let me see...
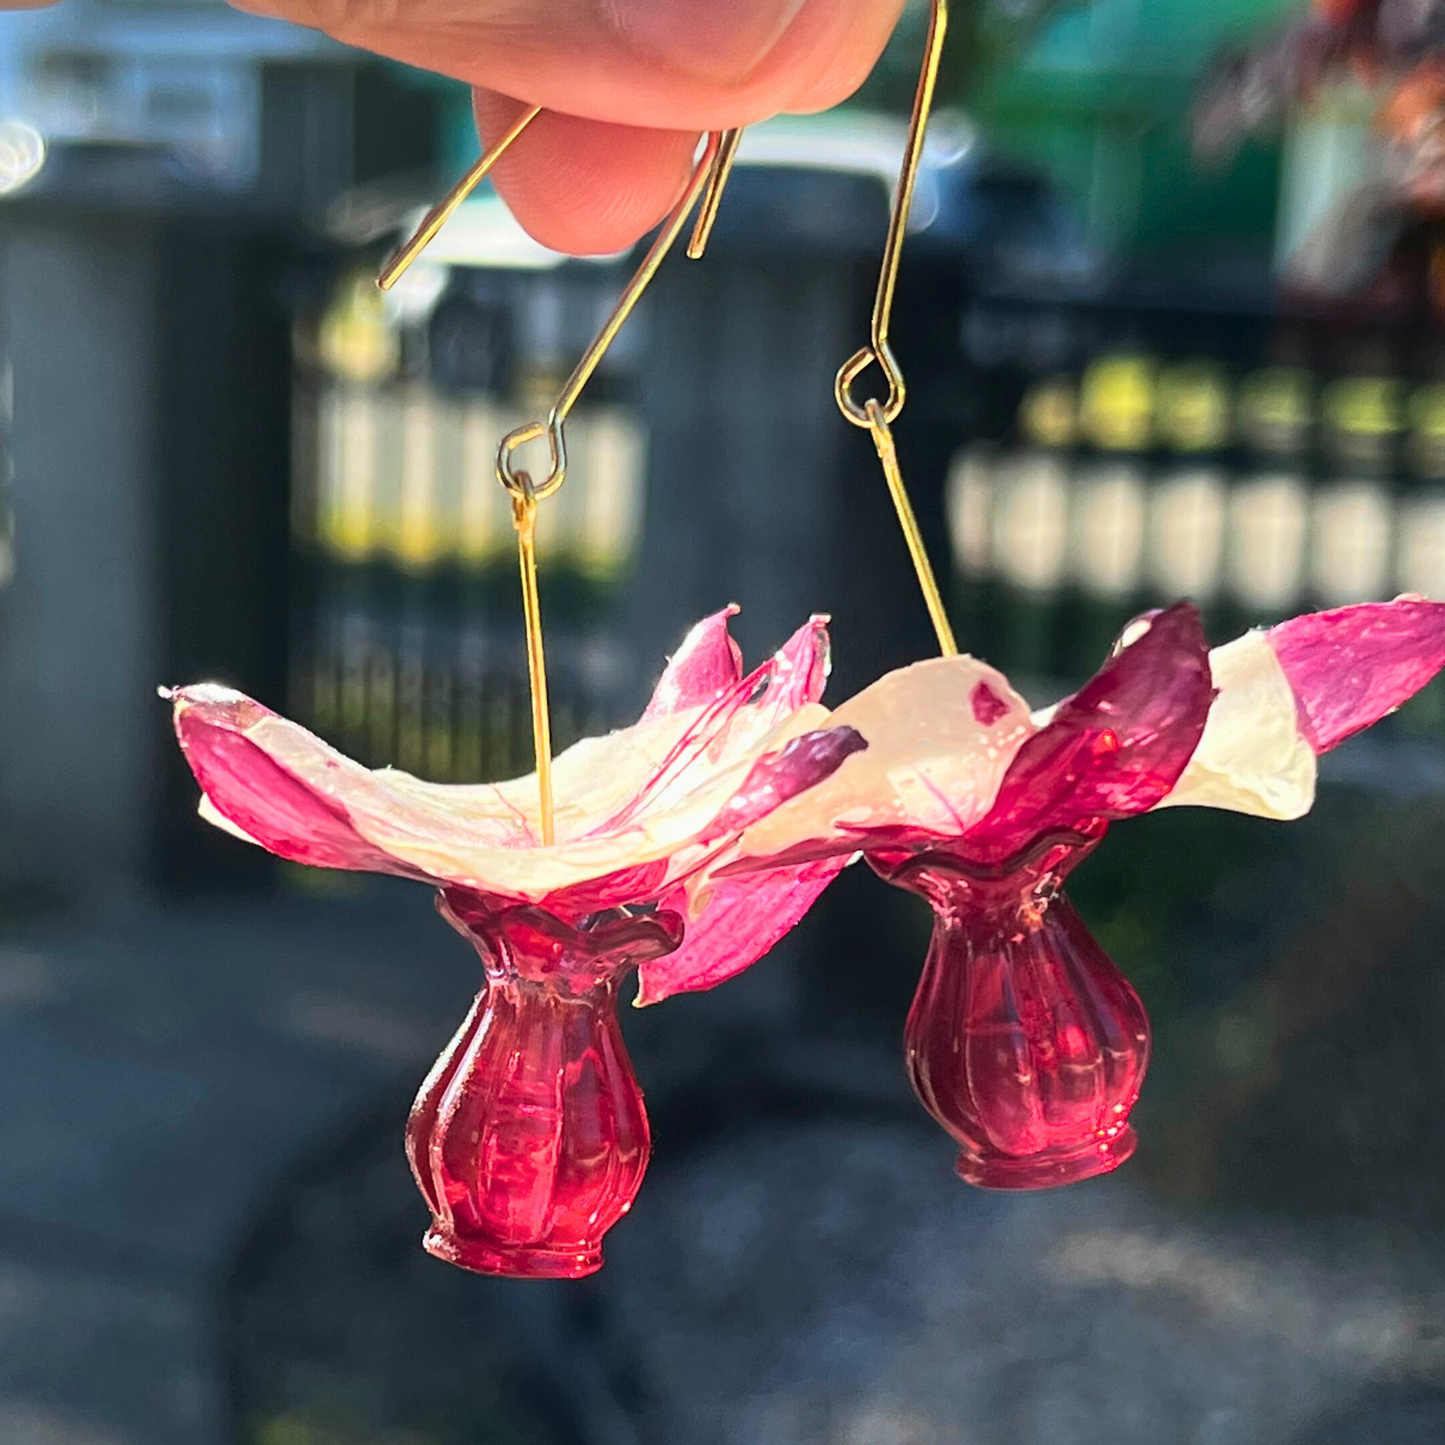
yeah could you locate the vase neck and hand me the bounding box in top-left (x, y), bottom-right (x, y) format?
top-left (876, 831), bottom-right (1099, 917)
top-left (438, 889), bottom-right (685, 992)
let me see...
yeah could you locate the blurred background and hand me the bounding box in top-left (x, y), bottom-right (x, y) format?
top-left (4, 0), bottom-right (1445, 1440)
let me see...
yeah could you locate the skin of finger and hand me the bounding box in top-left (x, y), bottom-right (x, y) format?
top-left (227, 0), bottom-right (906, 130)
top-left (473, 92), bottom-right (700, 257)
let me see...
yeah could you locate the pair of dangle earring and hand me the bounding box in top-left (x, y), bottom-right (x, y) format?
top-left (167, 0), bottom-right (1445, 1277)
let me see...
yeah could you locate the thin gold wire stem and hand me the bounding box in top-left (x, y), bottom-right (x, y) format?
top-left (512, 492), bottom-right (556, 845)
top-left (866, 400), bottom-right (957, 657)
top-left (377, 104), bottom-right (543, 291)
top-left (835, 0), bottom-right (956, 657)
top-left (687, 127), bottom-right (742, 259)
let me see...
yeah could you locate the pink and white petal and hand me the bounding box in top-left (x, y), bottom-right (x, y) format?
top-left (766, 614), bottom-right (832, 712)
top-left (570, 714), bottom-right (859, 900)
top-left (698, 726), bottom-right (867, 843)
top-left (1156, 628), bottom-right (1317, 820)
top-left (1267, 597), bottom-right (1445, 752)
top-left (641, 605), bottom-right (744, 720)
top-left (731, 656), bottom-right (1034, 867)
top-left (635, 857), bottom-right (848, 1005)
top-left (967, 602), bottom-right (1214, 860)
top-left (174, 687), bottom-right (691, 898)
top-left (594, 617), bottom-right (834, 835)
top-left (176, 682), bottom-right (864, 910)
top-left (173, 690), bottom-right (427, 876)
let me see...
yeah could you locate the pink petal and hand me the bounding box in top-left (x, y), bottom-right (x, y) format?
top-left (636, 858), bottom-right (847, 1005)
top-left (173, 694), bottom-right (421, 877)
top-left (596, 617), bottom-right (833, 836)
top-left (539, 859), bottom-right (672, 921)
top-left (966, 603), bottom-right (1215, 861)
top-left (641, 606), bottom-right (743, 720)
top-left (700, 727), bottom-right (867, 843)
top-left (768, 614), bottom-right (832, 710)
top-left (1267, 598), bottom-right (1445, 752)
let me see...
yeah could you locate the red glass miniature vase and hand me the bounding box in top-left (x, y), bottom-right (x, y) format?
top-left (878, 833), bottom-right (1150, 1190)
top-left (406, 891), bottom-right (684, 1279)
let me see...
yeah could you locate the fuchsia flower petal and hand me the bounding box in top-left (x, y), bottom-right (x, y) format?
top-left (169, 612), bottom-right (852, 916)
top-left (172, 688), bottom-right (433, 876)
top-left (641, 605), bottom-right (744, 720)
top-left (593, 616), bottom-right (832, 837)
top-left (964, 603), bottom-right (1215, 861)
top-left (636, 858), bottom-right (848, 1005)
top-left (700, 728), bottom-right (867, 843)
top-left (1267, 597), bottom-right (1445, 752)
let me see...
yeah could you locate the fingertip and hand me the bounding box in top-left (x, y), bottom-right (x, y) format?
top-left (474, 92), bottom-right (701, 257)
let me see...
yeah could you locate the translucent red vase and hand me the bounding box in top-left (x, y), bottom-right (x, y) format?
top-left (877, 831), bottom-right (1150, 1190)
top-left (406, 891), bottom-right (684, 1279)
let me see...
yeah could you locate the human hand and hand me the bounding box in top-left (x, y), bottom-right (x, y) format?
top-left (231, 0), bottom-right (908, 254)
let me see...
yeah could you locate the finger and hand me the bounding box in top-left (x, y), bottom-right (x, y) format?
top-left (231, 0), bottom-right (906, 130)
top-left (474, 91), bottom-right (700, 257)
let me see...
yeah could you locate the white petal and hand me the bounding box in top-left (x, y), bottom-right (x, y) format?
top-left (737, 656), bottom-right (1033, 860)
top-left (1157, 629), bottom-right (1316, 820)
top-left (198, 792), bottom-right (264, 847)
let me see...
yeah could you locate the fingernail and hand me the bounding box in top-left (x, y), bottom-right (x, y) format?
top-left (607, 0), bottom-right (809, 87)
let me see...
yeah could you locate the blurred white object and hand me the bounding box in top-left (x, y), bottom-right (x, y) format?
top-left (0, 119), bottom-right (44, 195)
top-left (0, 0), bottom-right (340, 189)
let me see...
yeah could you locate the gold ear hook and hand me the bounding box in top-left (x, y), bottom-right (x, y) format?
top-left (377, 104), bottom-right (543, 292)
top-left (835, 0), bottom-right (957, 657)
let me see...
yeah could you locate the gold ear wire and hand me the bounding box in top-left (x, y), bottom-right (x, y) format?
top-left (835, 0), bottom-right (958, 658)
top-left (495, 129), bottom-right (736, 505)
top-left (377, 104), bottom-right (543, 292)
top-left (687, 126), bottom-right (743, 259)
top-left (376, 121), bottom-right (743, 842)
top-left (495, 129), bottom-right (738, 841)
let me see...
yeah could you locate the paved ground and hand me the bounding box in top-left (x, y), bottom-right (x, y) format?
top-left (0, 880), bottom-right (480, 1445)
top-left (7, 775), bottom-right (1445, 1445)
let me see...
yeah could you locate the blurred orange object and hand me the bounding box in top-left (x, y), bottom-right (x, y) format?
top-left (1314, 0), bottom-right (1369, 23)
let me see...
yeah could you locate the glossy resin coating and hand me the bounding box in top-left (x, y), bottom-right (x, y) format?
top-left (882, 834), bottom-right (1149, 1190)
top-left (406, 892), bottom-right (683, 1278)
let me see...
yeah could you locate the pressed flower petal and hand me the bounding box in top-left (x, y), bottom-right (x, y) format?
top-left (174, 693), bottom-right (423, 876)
top-left (635, 858), bottom-right (848, 1005)
top-left (967, 602), bottom-right (1214, 860)
top-left (1156, 628), bottom-right (1317, 820)
top-left (174, 689), bottom-right (804, 902)
top-left (769, 614), bottom-right (832, 712)
top-left (1267, 597), bottom-right (1445, 752)
top-left (640, 605), bottom-right (743, 720)
top-left (733, 656), bottom-right (1034, 866)
top-left (699, 727), bottom-right (867, 842)
top-left (169, 622), bottom-right (855, 912)
top-left (594, 616), bottom-right (832, 835)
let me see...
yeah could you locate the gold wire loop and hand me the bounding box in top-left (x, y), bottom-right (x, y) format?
top-left (377, 104), bottom-right (543, 292)
top-left (497, 417), bottom-right (566, 503)
top-left (835, 341), bottom-right (905, 428)
top-left (837, 0), bottom-right (956, 657)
